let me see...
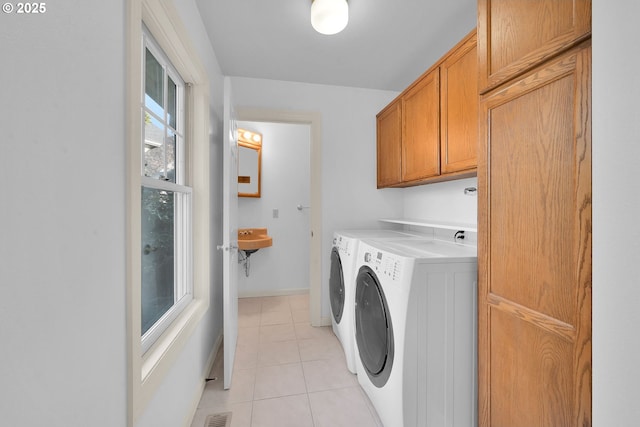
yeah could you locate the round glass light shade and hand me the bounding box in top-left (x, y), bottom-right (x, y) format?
top-left (311, 0), bottom-right (348, 35)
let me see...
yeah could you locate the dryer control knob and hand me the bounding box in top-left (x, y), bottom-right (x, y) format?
top-left (364, 252), bottom-right (372, 263)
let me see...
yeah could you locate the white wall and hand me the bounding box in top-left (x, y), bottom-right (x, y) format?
top-left (230, 77), bottom-right (403, 317)
top-left (403, 177), bottom-right (478, 226)
top-left (592, 0), bottom-right (640, 424)
top-left (0, 3), bottom-right (127, 426)
top-left (0, 1), bottom-right (225, 426)
top-left (236, 122), bottom-right (311, 296)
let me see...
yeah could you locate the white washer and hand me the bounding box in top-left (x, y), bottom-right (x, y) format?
top-left (330, 230), bottom-right (427, 374)
top-left (353, 238), bottom-right (478, 427)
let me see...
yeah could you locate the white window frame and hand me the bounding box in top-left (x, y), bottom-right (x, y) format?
top-left (142, 30), bottom-right (186, 183)
top-left (140, 28), bottom-right (193, 354)
top-left (126, 0), bottom-right (211, 424)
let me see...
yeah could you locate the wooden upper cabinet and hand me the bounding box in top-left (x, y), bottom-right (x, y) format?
top-left (376, 29), bottom-right (478, 188)
top-left (441, 33), bottom-right (478, 174)
top-left (401, 67), bottom-right (440, 182)
top-left (376, 101), bottom-right (402, 188)
top-left (478, 0), bottom-right (591, 93)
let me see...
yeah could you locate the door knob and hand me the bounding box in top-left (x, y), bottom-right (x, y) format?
top-left (217, 244), bottom-right (238, 251)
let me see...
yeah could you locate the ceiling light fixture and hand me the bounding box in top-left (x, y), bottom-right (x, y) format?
top-left (311, 0), bottom-right (348, 35)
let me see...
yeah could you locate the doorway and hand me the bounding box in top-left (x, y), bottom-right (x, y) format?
top-left (236, 108), bottom-right (322, 326)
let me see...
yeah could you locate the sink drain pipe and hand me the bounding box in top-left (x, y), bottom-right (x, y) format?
top-left (238, 250), bottom-right (254, 277)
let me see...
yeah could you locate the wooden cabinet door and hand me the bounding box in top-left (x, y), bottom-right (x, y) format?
top-left (376, 100), bottom-right (402, 188)
top-left (478, 0), bottom-right (591, 93)
top-left (478, 42), bottom-right (591, 427)
top-left (401, 68), bottom-right (440, 182)
top-left (441, 31), bottom-right (478, 174)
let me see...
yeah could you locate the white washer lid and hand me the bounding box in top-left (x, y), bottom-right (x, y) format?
top-left (362, 238), bottom-right (477, 261)
top-left (334, 229), bottom-right (425, 239)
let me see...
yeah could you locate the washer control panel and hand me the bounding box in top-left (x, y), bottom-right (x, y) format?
top-left (334, 236), bottom-right (353, 256)
top-left (363, 250), bottom-right (402, 282)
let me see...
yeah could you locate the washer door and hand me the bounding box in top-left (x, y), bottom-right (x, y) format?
top-left (355, 266), bottom-right (394, 388)
top-left (329, 247), bottom-right (345, 324)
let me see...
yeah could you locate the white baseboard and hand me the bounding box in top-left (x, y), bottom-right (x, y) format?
top-left (238, 288), bottom-right (309, 298)
top-left (237, 290), bottom-right (331, 328)
top-left (205, 333), bottom-right (223, 379)
top-left (319, 316), bottom-right (332, 327)
top-left (182, 333), bottom-right (223, 427)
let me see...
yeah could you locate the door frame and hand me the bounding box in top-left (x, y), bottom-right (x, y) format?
top-left (236, 108), bottom-right (323, 326)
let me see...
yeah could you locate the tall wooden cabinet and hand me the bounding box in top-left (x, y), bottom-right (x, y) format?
top-left (377, 29), bottom-right (477, 188)
top-left (477, 1), bottom-right (592, 426)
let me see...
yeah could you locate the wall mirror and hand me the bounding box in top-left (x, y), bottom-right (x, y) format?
top-left (238, 128), bottom-right (262, 198)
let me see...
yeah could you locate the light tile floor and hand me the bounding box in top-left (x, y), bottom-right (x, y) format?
top-left (190, 295), bottom-right (383, 427)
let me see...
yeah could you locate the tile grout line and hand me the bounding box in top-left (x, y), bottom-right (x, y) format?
top-left (295, 319), bottom-right (317, 427)
top-left (249, 297), bottom-right (262, 427)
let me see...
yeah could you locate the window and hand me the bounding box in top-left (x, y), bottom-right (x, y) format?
top-left (140, 28), bottom-right (192, 353)
top-left (127, 1), bottom-right (210, 419)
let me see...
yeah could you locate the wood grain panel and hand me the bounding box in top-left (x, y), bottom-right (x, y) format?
top-left (478, 41), bottom-right (591, 427)
top-left (488, 293), bottom-right (576, 343)
top-left (376, 100), bottom-right (402, 188)
top-left (489, 71), bottom-right (575, 324)
top-left (441, 31), bottom-right (478, 174)
top-left (478, 0), bottom-right (591, 93)
top-left (570, 43), bottom-right (592, 427)
top-left (489, 308), bottom-right (574, 427)
top-left (401, 68), bottom-right (440, 181)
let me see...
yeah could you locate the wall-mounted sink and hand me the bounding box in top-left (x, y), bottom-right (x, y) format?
top-left (238, 228), bottom-right (272, 254)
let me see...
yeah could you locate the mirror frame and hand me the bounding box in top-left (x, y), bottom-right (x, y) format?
top-left (237, 129), bottom-right (262, 198)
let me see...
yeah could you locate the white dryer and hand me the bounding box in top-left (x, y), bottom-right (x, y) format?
top-left (330, 230), bottom-right (427, 374)
top-left (353, 238), bottom-right (478, 427)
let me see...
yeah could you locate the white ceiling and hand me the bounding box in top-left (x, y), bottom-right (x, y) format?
top-left (195, 0), bottom-right (477, 92)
